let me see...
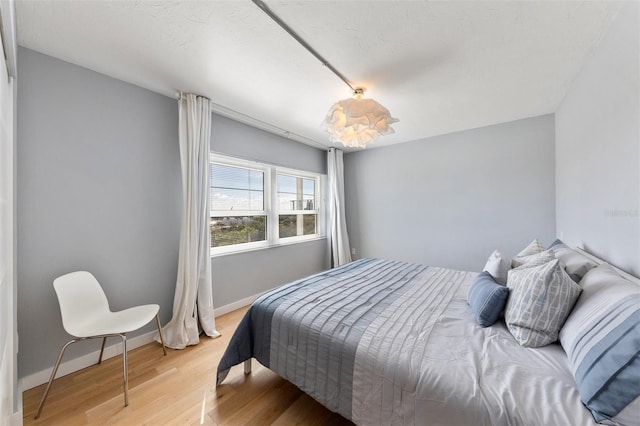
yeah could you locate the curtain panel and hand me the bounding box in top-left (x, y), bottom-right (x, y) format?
top-left (0, 19), bottom-right (17, 422)
top-left (327, 148), bottom-right (352, 267)
top-left (160, 93), bottom-right (220, 349)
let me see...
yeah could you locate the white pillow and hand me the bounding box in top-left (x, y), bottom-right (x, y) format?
top-left (505, 259), bottom-right (582, 347)
top-left (482, 250), bottom-right (511, 285)
top-left (511, 239), bottom-right (545, 267)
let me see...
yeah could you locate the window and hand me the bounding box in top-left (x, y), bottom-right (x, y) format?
top-left (277, 174), bottom-right (317, 239)
top-left (210, 163), bottom-right (267, 249)
top-left (210, 154), bottom-right (324, 255)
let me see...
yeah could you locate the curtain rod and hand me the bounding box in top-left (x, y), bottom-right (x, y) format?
top-left (177, 92), bottom-right (322, 147)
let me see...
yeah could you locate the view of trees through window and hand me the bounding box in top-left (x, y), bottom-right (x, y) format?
top-left (211, 216), bottom-right (266, 247)
top-left (278, 215), bottom-right (316, 238)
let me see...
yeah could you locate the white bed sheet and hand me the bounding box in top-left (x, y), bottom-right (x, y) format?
top-left (352, 267), bottom-right (596, 426)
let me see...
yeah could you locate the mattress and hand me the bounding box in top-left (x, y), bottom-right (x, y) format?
top-left (216, 258), bottom-right (596, 425)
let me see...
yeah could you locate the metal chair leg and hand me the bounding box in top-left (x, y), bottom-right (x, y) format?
top-left (121, 334), bottom-right (129, 407)
top-left (155, 314), bottom-right (167, 356)
top-left (35, 339), bottom-right (77, 419)
top-left (35, 331), bottom-right (143, 418)
top-left (98, 336), bottom-right (107, 364)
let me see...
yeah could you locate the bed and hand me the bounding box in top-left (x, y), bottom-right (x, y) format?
top-left (216, 247), bottom-right (640, 425)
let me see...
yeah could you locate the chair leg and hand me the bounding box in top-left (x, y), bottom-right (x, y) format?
top-left (121, 334), bottom-right (129, 407)
top-left (155, 314), bottom-right (167, 356)
top-left (35, 339), bottom-right (77, 419)
top-left (98, 336), bottom-right (107, 364)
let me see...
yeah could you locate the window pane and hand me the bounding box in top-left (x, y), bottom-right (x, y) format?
top-left (303, 178), bottom-right (315, 196)
top-left (248, 170), bottom-right (263, 191)
top-left (302, 196), bottom-right (314, 211)
top-left (303, 214), bottom-right (316, 235)
top-left (277, 174), bottom-right (316, 212)
top-left (277, 175), bottom-right (296, 211)
top-left (211, 188), bottom-right (263, 211)
top-left (278, 194), bottom-right (313, 211)
top-left (211, 216), bottom-right (267, 247)
top-left (278, 215), bottom-right (297, 238)
top-left (211, 164), bottom-right (263, 190)
top-left (279, 214), bottom-right (317, 238)
top-left (277, 174), bottom-right (296, 192)
top-left (211, 163), bottom-right (263, 211)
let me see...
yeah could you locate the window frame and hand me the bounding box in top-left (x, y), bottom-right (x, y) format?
top-left (210, 153), bottom-right (325, 256)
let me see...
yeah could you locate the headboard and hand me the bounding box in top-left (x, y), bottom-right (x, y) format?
top-left (575, 247), bottom-right (640, 285)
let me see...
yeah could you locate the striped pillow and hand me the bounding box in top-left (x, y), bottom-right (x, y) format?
top-left (505, 259), bottom-right (582, 347)
top-left (467, 271), bottom-right (510, 327)
top-left (559, 264), bottom-right (640, 425)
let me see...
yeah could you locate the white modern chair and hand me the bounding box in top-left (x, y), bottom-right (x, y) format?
top-left (35, 271), bottom-right (167, 419)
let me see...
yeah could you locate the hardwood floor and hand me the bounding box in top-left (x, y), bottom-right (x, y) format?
top-left (22, 307), bottom-right (354, 425)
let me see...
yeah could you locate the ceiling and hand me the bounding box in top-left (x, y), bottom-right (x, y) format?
top-left (16, 1), bottom-right (623, 151)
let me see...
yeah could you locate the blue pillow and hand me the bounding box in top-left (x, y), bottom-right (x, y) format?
top-left (467, 271), bottom-right (510, 327)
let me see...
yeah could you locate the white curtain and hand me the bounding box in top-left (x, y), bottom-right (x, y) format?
top-left (0, 1), bottom-right (18, 422)
top-left (327, 148), bottom-right (352, 267)
top-left (160, 93), bottom-right (220, 349)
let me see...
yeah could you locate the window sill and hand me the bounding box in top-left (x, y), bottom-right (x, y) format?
top-left (210, 236), bottom-right (327, 258)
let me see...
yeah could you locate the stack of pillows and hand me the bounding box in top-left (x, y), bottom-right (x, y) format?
top-left (467, 239), bottom-right (640, 426)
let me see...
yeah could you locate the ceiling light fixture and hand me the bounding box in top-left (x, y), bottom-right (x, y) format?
top-left (322, 87), bottom-right (398, 149)
top-left (251, 0), bottom-right (398, 149)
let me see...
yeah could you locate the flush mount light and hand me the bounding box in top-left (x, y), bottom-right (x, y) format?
top-left (252, 0), bottom-right (399, 149)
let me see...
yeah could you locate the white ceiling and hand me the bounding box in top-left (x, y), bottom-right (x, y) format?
top-left (16, 0), bottom-right (623, 151)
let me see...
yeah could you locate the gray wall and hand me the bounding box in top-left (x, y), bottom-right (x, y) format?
top-left (17, 48), bottom-right (181, 377)
top-left (344, 115), bottom-right (556, 272)
top-left (16, 49), bottom-right (329, 379)
top-left (210, 114), bottom-right (328, 307)
top-left (211, 114), bottom-right (325, 175)
top-left (555, 2), bottom-right (640, 277)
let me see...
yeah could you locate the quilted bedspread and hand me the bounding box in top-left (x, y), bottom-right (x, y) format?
top-left (216, 258), bottom-right (596, 426)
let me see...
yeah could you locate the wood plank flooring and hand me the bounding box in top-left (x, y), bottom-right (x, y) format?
top-left (22, 307), bottom-right (354, 425)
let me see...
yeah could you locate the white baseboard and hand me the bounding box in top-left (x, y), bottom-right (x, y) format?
top-left (19, 330), bottom-right (158, 391)
top-left (9, 408), bottom-right (22, 426)
top-left (20, 289), bottom-right (268, 392)
top-left (213, 289), bottom-right (270, 317)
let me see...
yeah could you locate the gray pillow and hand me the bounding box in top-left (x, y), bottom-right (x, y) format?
top-left (547, 239), bottom-right (598, 282)
top-left (505, 259), bottom-right (582, 347)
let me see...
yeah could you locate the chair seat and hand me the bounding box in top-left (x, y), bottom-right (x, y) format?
top-left (65, 304), bottom-right (160, 337)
